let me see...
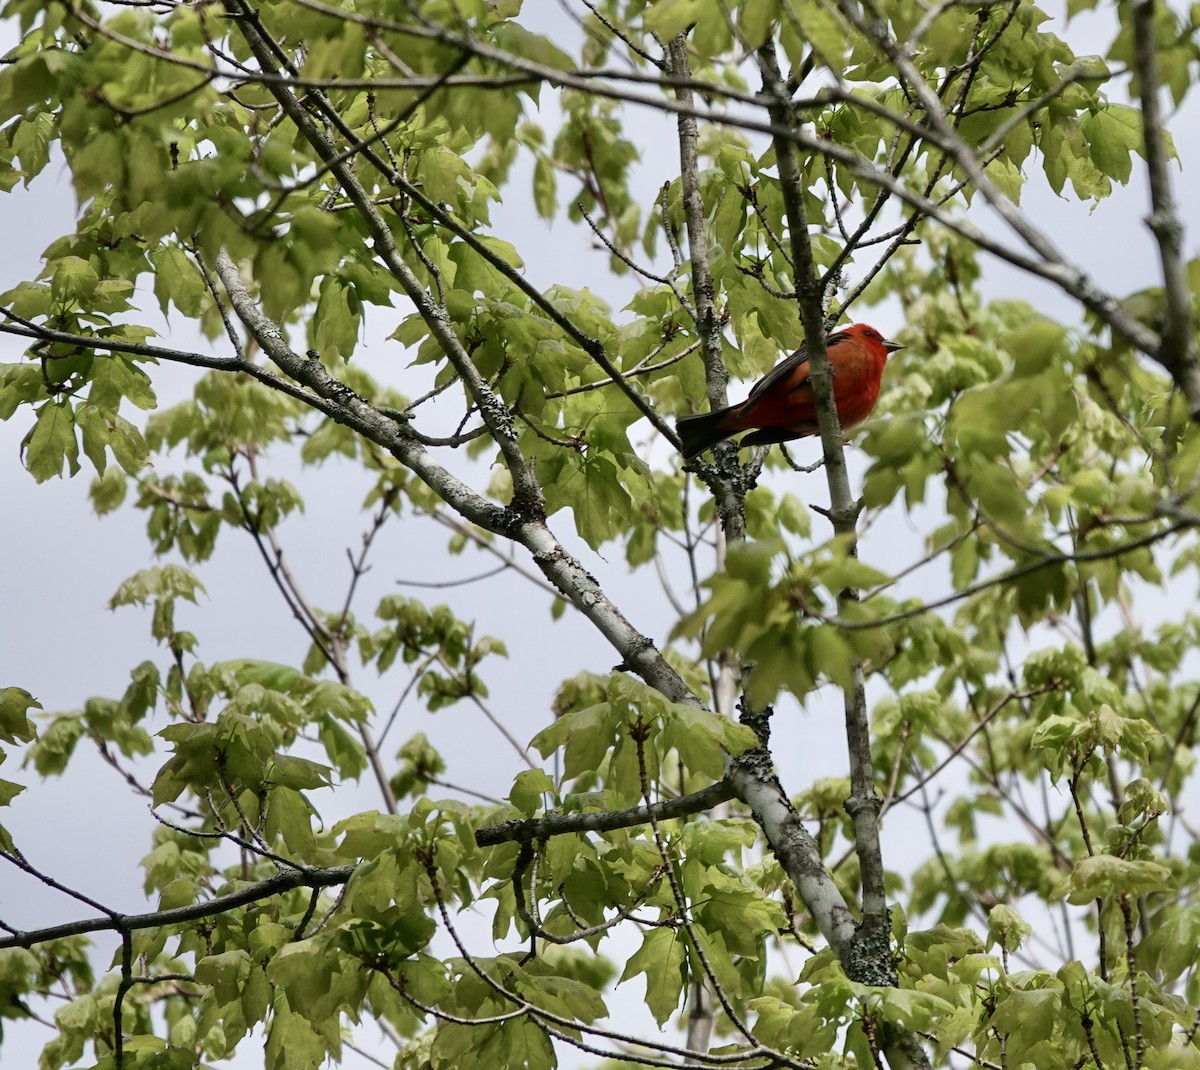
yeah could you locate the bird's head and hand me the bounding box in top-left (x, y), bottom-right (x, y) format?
top-left (847, 323), bottom-right (904, 355)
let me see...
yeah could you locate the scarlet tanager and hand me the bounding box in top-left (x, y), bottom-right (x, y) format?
top-left (676, 323), bottom-right (903, 460)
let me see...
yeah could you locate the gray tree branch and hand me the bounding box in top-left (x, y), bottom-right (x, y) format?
top-left (0, 864), bottom-right (356, 951)
top-left (757, 37), bottom-right (922, 1070)
top-left (1131, 0), bottom-right (1199, 408)
top-left (475, 779), bottom-right (736, 847)
top-left (665, 36), bottom-right (743, 1051)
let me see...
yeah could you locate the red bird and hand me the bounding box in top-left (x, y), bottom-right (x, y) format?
top-left (675, 323), bottom-right (903, 460)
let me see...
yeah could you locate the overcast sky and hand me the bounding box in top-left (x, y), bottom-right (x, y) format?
top-left (3, 3), bottom-right (1200, 1067)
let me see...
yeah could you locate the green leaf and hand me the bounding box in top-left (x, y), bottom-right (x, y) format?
top-left (0, 687), bottom-right (40, 744)
top-left (532, 155), bottom-right (556, 220)
top-left (268, 754), bottom-right (332, 791)
top-left (946, 388), bottom-right (1013, 458)
top-left (1139, 905), bottom-right (1200, 981)
top-left (22, 401), bottom-right (79, 481)
top-left (876, 987), bottom-right (959, 1031)
top-left (433, 1017), bottom-right (554, 1070)
top-left (620, 927), bottom-right (686, 1026)
top-left (264, 1000), bottom-right (327, 1070)
top-left (0, 362), bottom-right (45, 419)
top-left (738, 0), bottom-right (778, 49)
top-left (1064, 855), bottom-right (1173, 904)
top-left (11, 111), bottom-right (54, 182)
top-left (661, 702), bottom-right (758, 778)
top-left (987, 985), bottom-right (1062, 1061)
top-left (313, 276), bottom-right (361, 360)
top-left (152, 244), bottom-right (208, 318)
top-left (987, 904), bottom-right (1031, 952)
top-left (110, 564), bottom-right (205, 609)
top-left (511, 768), bottom-right (556, 815)
top-left (491, 22), bottom-right (575, 70)
top-left (319, 715), bottom-right (368, 780)
top-left (90, 356), bottom-right (157, 412)
top-left (1082, 105), bottom-right (1143, 185)
top-left (781, 2), bottom-right (847, 72)
top-left (50, 256), bottom-right (98, 304)
top-left (530, 701), bottom-right (614, 778)
top-left (643, 0), bottom-right (704, 39)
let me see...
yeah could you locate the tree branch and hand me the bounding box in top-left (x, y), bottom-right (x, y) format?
top-left (0, 315), bottom-right (243, 372)
top-left (1131, 0), bottom-right (1200, 413)
top-left (757, 36), bottom-right (917, 1069)
top-left (475, 779), bottom-right (736, 847)
top-left (209, 3), bottom-right (701, 710)
top-left (228, 1), bottom-right (544, 513)
top-left (667, 34), bottom-right (745, 508)
top-left (212, 225), bottom-right (690, 713)
top-left (0, 864), bottom-right (355, 951)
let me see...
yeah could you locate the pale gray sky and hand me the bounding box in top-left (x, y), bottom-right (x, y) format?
top-left (2, 3), bottom-right (1199, 1066)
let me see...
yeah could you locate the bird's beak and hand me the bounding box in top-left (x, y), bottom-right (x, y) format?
top-left (883, 340), bottom-right (904, 353)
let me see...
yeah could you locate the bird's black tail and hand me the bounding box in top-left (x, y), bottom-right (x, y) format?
top-left (676, 409), bottom-right (735, 461)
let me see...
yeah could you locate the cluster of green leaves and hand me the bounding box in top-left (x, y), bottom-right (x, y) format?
top-left (3, 1), bottom-right (1200, 1069)
top-left (534, 672), bottom-right (758, 795)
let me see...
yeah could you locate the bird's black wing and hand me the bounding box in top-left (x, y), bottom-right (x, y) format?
top-left (744, 329), bottom-right (850, 401)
